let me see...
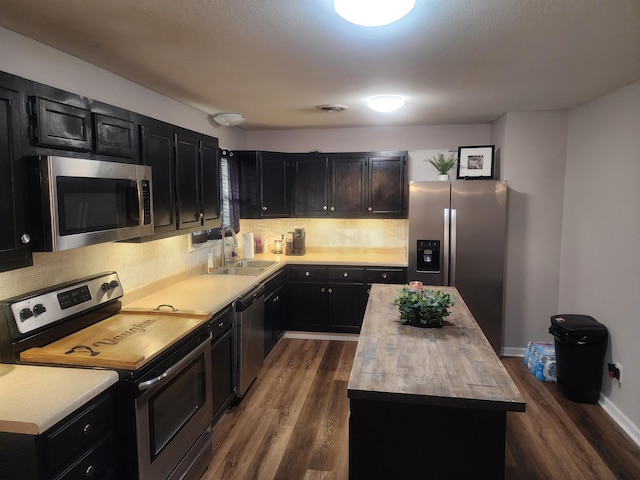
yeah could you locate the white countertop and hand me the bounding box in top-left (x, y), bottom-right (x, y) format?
top-left (123, 248), bottom-right (407, 312)
top-left (0, 364), bottom-right (118, 435)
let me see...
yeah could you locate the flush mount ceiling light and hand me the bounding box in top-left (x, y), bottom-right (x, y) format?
top-left (212, 113), bottom-right (245, 126)
top-left (367, 95), bottom-right (405, 113)
top-left (334, 0), bottom-right (416, 27)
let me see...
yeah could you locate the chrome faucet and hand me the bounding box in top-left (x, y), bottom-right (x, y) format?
top-left (220, 225), bottom-right (238, 266)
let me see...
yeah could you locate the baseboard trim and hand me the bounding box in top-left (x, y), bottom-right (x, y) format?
top-left (502, 347), bottom-right (525, 357)
top-left (599, 394), bottom-right (640, 448)
top-left (284, 331), bottom-right (359, 342)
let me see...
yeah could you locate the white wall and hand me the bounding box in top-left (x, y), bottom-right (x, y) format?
top-left (492, 112), bottom-right (570, 352)
top-left (560, 81), bottom-right (640, 440)
top-left (246, 124), bottom-right (490, 153)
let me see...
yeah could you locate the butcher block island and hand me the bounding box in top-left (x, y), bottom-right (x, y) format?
top-left (348, 284), bottom-right (526, 480)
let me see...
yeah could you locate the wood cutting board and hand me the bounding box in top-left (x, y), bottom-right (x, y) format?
top-left (19, 309), bottom-right (211, 370)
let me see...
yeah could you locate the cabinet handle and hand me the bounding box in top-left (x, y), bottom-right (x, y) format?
top-left (305, 271), bottom-right (310, 277)
top-left (382, 273), bottom-right (387, 279)
top-left (218, 322), bottom-right (224, 327)
top-left (85, 465), bottom-right (95, 477)
top-left (262, 206), bottom-right (267, 211)
top-left (343, 272), bottom-right (348, 277)
top-left (323, 206), bottom-right (328, 211)
top-left (321, 287), bottom-right (325, 293)
top-left (20, 233), bottom-right (31, 244)
top-left (199, 212), bottom-right (204, 219)
top-left (328, 288), bottom-right (333, 294)
top-left (330, 206), bottom-right (335, 211)
top-left (82, 423), bottom-right (93, 436)
top-left (274, 296), bottom-right (279, 302)
top-left (368, 207), bottom-right (373, 211)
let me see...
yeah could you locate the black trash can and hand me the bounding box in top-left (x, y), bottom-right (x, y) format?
top-left (549, 314), bottom-right (608, 403)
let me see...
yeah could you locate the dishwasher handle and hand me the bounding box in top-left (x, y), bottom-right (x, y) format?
top-left (235, 285), bottom-right (265, 312)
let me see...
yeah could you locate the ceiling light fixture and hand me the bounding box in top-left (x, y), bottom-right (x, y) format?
top-left (212, 113), bottom-right (245, 126)
top-left (367, 95), bottom-right (405, 113)
top-left (334, 0), bottom-right (416, 27)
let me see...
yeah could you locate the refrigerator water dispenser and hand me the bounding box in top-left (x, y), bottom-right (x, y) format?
top-left (417, 240), bottom-right (440, 272)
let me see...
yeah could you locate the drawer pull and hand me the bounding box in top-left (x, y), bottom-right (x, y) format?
top-left (305, 271), bottom-right (310, 277)
top-left (328, 288), bottom-right (333, 294)
top-left (218, 322), bottom-right (224, 327)
top-left (382, 273), bottom-right (387, 279)
top-left (321, 287), bottom-right (325, 293)
top-left (343, 272), bottom-right (348, 277)
top-left (330, 206), bottom-right (335, 211)
top-left (85, 464), bottom-right (95, 477)
top-left (262, 206), bottom-right (267, 211)
top-left (368, 206), bottom-right (372, 211)
top-left (82, 423), bottom-right (93, 436)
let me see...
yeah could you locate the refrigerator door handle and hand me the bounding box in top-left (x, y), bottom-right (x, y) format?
top-left (450, 208), bottom-right (457, 286)
top-left (443, 208), bottom-right (450, 285)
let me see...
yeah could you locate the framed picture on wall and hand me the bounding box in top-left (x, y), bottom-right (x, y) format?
top-left (457, 145), bottom-right (495, 179)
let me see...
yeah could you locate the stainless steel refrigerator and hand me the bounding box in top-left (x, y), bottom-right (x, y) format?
top-left (408, 181), bottom-right (508, 352)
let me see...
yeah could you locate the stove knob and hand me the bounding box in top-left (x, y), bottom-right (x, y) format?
top-left (109, 280), bottom-right (120, 290)
top-left (101, 282), bottom-right (111, 291)
top-left (19, 308), bottom-right (33, 322)
top-left (33, 304), bottom-right (46, 317)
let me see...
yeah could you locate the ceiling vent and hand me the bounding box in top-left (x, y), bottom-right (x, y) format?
top-left (316, 104), bottom-right (350, 113)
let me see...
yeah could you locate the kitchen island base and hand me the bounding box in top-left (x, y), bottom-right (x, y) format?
top-left (349, 397), bottom-right (507, 479)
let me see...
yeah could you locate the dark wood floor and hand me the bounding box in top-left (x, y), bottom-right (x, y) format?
top-left (204, 338), bottom-right (640, 480)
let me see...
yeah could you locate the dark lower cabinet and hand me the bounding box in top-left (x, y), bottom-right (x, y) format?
top-left (288, 265), bottom-right (406, 334)
top-left (210, 306), bottom-right (235, 423)
top-left (0, 74), bottom-right (32, 272)
top-left (264, 269), bottom-right (288, 358)
top-left (0, 388), bottom-right (116, 480)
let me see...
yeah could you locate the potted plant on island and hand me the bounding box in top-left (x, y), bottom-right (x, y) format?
top-left (427, 152), bottom-right (457, 181)
top-left (394, 286), bottom-right (456, 328)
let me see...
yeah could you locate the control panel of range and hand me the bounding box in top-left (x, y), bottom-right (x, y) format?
top-left (7, 272), bottom-right (123, 335)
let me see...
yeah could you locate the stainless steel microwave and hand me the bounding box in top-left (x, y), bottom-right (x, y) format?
top-left (28, 156), bottom-right (154, 251)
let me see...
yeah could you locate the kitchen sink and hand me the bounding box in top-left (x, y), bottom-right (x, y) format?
top-left (236, 260), bottom-right (277, 268)
top-left (215, 266), bottom-right (265, 276)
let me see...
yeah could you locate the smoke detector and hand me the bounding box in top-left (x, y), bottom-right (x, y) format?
top-left (316, 104), bottom-right (350, 113)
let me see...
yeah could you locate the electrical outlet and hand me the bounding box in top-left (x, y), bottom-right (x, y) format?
top-left (615, 362), bottom-right (623, 385)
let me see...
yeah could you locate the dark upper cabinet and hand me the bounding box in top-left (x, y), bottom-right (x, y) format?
top-left (0, 73), bottom-right (32, 272)
top-left (329, 153), bottom-right (366, 217)
top-left (200, 138), bottom-right (221, 228)
top-left (22, 80), bottom-right (139, 162)
top-left (175, 132), bottom-right (221, 231)
top-left (237, 151), bottom-right (290, 218)
top-left (32, 95), bottom-right (93, 152)
top-left (289, 151), bottom-right (407, 219)
top-left (140, 119), bottom-right (176, 234)
top-left (140, 120), bottom-right (220, 237)
top-left (366, 153), bottom-right (407, 217)
top-left (176, 133), bottom-right (202, 230)
top-left (291, 154), bottom-right (328, 216)
top-left (93, 112), bottom-right (138, 158)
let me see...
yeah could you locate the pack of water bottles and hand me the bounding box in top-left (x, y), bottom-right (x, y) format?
top-left (524, 341), bottom-right (557, 382)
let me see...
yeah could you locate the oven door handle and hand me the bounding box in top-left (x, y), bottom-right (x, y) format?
top-left (138, 333), bottom-right (212, 391)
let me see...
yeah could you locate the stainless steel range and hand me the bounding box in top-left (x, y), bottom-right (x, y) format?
top-left (0, 272), bottom-right (214, 480)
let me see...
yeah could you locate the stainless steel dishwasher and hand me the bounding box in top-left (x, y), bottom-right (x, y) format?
top-left (235, 284), bottom-right (265, 397)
